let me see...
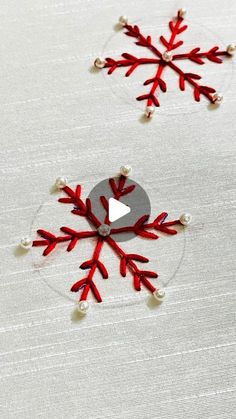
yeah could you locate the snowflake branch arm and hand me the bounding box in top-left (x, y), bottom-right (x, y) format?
top-left (173, 46), bottom-right (228, 64)
top-left (123, 24), bottom-right (162, 58)
top-left (99, 175), bottom-right (136, 224)
top-left (110, 212), bottom-right (180, 238)
top-left (104, 54), bottom-right (160, 76)
top-left (58, 185), bottom-right (87, 216)
top-left (169, 61), bottom-right (216, 102)
top-left (71, 238), bottom-right (107, 303)
top-left (32, 228), bottom-right (98, 255)
top-left (106, 236), bottom-right (157, 293)
top-left (86, 198), bottom-right (102, 228)
top-left (108, 175), bottom-right (135, 199)
top-left (58, 187), bottom-right (103, 227)
top-left (160, 16), bottom-right (187, 51)
top-left (136, 16), bottom-right (187, 110)
top-left (137, 63), bottom-right (166, 109)
top-left (103, 23), bottom-right (164, 77)
top-left (145, 212), bottom-right (180, 233)
top-left (33, 186), bottom-right (102, 256)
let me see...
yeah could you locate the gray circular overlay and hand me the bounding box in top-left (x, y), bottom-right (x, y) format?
top-left (88, 177), bottom-right (151, 242)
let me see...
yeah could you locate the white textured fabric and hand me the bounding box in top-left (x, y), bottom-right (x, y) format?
top-left (0, 1), bottom-right (236, 418)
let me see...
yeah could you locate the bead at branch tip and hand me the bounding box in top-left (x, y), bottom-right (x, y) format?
top-left (145, 106), bottom-right (155, 118)
top-left (162, 50), bottom-right (173, 62)
top-left (153, 289), bottom-right (165, 302)
top-left (20, 236), bottom-right (32, 250)
top-left (119, 15), bottom-right (128, 26)
top-left (55, 176), bottom-right (67, 189)
top-left (212, 92), bottom-right (223, 105)
top-left (227, 44), bottom-right (236, 56)
top-left (98, 224), bottom-right (111, 237)
top-left (120, 165), bottom-right (132, 177)
top-left (178, 8), bottom-right (187, 19)
top-left (179, 213), bottom-right (192, 226)
top-left (77, 300), bottom-right (89, 315)
top-left (94, 57), bottom-right (106, 69)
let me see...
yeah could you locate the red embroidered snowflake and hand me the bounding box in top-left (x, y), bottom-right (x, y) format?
top-left (32, 174), bottom-right (184, 313)
top-left (94, 9), bottom-right (234, 118)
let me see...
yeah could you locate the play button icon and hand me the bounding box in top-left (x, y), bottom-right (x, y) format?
top-left (88, 176), bottom-right (151, 242)
top-left (108, 198), bottom-right (131, 222)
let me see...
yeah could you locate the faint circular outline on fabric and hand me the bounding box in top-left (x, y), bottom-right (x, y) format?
top-left (29, 177), bottom-right (188, 305)
top-left (99, 15), bottom-right (234, 118)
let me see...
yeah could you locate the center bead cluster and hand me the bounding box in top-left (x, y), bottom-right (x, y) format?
top-left (162, 50), bottom-right (173, 62)
top-left (98, 224), bottom-right (111, 237)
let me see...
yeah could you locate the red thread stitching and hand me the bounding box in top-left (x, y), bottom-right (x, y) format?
top-left (99, 12), bottom-right (230, 112)
top-left (33, 176), bottom-right (180, 303)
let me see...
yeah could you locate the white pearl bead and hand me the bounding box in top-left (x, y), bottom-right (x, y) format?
top-left (55, 176), bottom-right (67, 189)
top-left (120, 165), bottom-right (132, 177)
top-left (77, 300), bottom-right (89, 315)
top-left (119, 15), bottom-right (128, 26)
top-left (20, 236), bottom-right (32, 250)
top-left (179, 213), bottom-right (192, 226)
top-left (227, 44), bottom-right (236, 56)
top-left (212, 92), bottom-right (223, 105)
top-left (153, 289), bottom-right (165, 302)
top-left (162, 50), bottom-right (173, 62)
top-left (94, 57), bottom-right (106, 69)
top-left (178, 8), bottom-right (187, 18)
top-left (98, 224), bottom-right (111, 237)
top-left (145, 106), bottom-right (155, 118)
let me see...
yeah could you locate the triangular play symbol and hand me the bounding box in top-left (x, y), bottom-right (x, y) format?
top-left (108, 198), bottom-right (131, 222)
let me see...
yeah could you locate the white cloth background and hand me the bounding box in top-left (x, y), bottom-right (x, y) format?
top-left (0, 0), bottom-right (236, 418)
